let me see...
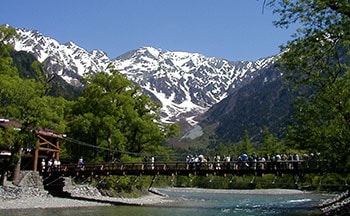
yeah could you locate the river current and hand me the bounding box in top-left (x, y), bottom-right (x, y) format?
top-left (1, 188), bottom-right (329, 216)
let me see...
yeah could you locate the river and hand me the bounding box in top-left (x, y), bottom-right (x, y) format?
top-left (1, 188), bottom-right (329, 216)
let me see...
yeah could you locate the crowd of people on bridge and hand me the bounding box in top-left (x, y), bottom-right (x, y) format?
top-left (40, 157), bottom-right (85, 173)
top-left (185, 152), bottom-right (321, 171)
top-left (40, 151), bottom-right (322, 174)
top-left (40, 158), bottom-right (62, 173)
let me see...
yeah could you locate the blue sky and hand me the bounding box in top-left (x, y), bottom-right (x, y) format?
top-left (1, 0), bottom-right (297, 61)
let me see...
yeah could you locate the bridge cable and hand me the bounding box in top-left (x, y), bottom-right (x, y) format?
top-left (63, 136), bottom-right (140, 156)
top-left (63, 136), bottom-right (188, 159)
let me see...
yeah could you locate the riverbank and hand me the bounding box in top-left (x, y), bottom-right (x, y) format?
top-left (0, 183), bottom-right (311, 210)
top-left (0, 194), bottom-right (170, 210)
top-left (0, 185), bottom-right (171, 210)
top-left (0, 183), bottom-right (319, 210)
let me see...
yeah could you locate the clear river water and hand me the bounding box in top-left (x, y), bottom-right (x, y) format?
top-left (1, 188), bottom-right (330, 216)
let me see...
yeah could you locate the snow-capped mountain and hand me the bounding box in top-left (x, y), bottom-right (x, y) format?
top-left (9, 26), bottom-right (276, 126)
top-left (112, 47), bottom-right (275, 124)
top-left (12, 28), bottom-right (110, 86)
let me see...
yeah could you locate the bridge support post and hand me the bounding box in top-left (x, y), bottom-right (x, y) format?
top-left (272, 176), bottom-right (277, 184)
top-left (148, 175), bottom-right (158, 190)
top-left (294, 175), bottom-right (299, 185)
top-left (33, 130), bottom-right (63, 171)
top-left (33, 148), bottom-right (39, 171)
top-left (250, 176), bottom-right (255, 184)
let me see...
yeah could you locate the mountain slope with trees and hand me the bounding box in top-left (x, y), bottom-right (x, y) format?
top-left (10, 50), bottom-right (82, 100)
top-left (198, 63), bottom-right (294, 144)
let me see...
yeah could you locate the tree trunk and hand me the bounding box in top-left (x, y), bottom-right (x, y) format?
top-left (0, 169), bottom-right (6, 186)
top-left (12, 147), bottom-right (22, 185)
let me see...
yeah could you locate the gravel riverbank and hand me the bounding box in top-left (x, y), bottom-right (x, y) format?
top-left (0, 184), bottom-right (316, 210)
top-left (0, 170), bottom-right (173, 210)
top-left (0, 185), bottom-right (170, 210)
top-left (0, 194), bottom-right (171, 210)
top-left (0, 183), bottom-right (312, 210)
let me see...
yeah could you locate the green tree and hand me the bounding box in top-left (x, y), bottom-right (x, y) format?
top-left (68, 66), bottom-right (179, 162)
top-left (268, 0), bottom-right (350, 169)
top-left (0, 73), bottom-right (68, 183)
top-left (258, 127), bottom-right (283, 156)
top-left (0, 26), bottom-right (68, 183)
top-left (234, 130), bottom-right (254, 155)
top-left (0, 26), bottom-right (18, 77)
top-left (0, 125), bottom-right (23, 185)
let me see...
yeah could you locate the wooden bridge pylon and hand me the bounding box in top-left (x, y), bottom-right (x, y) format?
top-left (33, 130), bottom-right (64, 171)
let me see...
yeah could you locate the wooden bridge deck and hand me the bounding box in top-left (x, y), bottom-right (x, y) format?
top-left (47, 160), bottom-right (330, 177)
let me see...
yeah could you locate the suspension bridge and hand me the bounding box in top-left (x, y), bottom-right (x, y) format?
top-left (40, 158), bottom-right (347, 196)
top-left (20, 129), bottom-right (344, 182)
top-left (0, 122), bottom-right (347, 195)
top-left (47, 160), bottom-right (326, 178)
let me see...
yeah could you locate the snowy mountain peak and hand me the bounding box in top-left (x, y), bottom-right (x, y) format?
top-left (9, 26), bottom-right (276, 126)
top-left (112, 47), bottom-right (275, 124)
top-left (12, 27), bottom-right (110, 85)
top-left (141, 46), bottom-right (161, 57)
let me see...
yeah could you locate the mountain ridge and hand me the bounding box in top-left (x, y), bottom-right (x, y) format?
top-left (8, 25), bottom-right (277, 130)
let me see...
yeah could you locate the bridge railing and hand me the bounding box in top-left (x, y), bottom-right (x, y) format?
top-left (49, 159), bottom-right (327, 177)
